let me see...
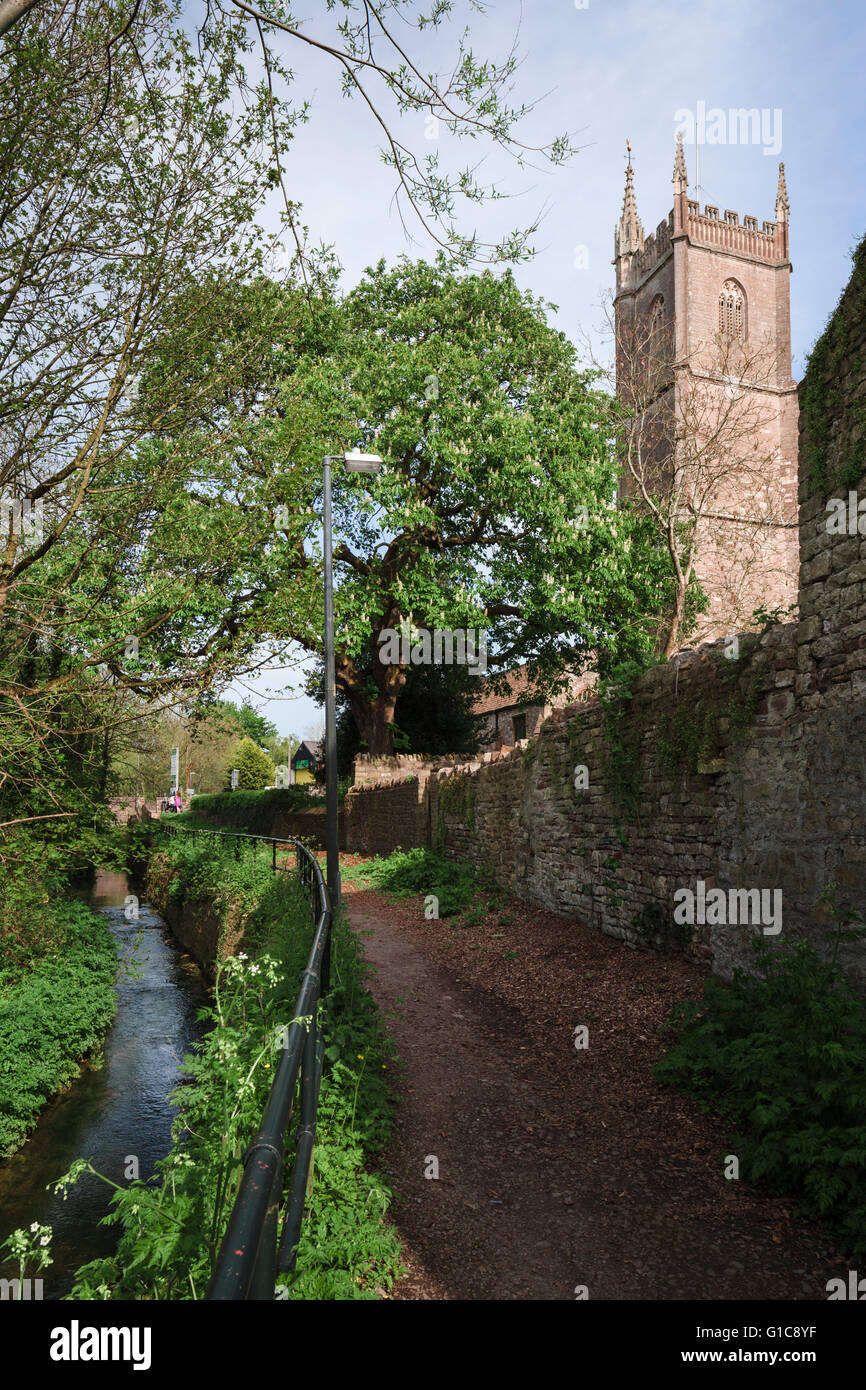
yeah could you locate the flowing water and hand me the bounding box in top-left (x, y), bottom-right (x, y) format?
top-left (0, 869), bottom-right (209, 1299)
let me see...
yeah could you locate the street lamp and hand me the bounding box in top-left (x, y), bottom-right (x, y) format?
top-left (322, 451), bottom-right (383, 913)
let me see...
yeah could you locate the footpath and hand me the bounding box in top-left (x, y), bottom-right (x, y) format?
top-left (345, 886), bottom-right (847, 1301)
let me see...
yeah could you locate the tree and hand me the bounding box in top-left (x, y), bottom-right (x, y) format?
top-left (0, 0), bottom-right (574, 267)
top-left (1, 0), bottom-right (578, 860)
top-left (209, 699), bottom-right (278, 749)
top-left (257, 256), bottom-right (671, 753)
top-left (227, 736), bottom-right (275, 789)
top-left (308, 642), bottom-right (482, 777)
top-left (111, 700), bottom-right (256, 799)
top-left (0, 2), bottom-right (321, 853)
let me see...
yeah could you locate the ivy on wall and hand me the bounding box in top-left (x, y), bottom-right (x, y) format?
top-left (657, 655), bottom-right (761, 781)
top-left (800, 234), bottom-right (866, 496)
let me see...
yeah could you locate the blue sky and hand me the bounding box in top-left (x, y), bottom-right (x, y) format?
top-left (224, 0), bottom-right (866, 738)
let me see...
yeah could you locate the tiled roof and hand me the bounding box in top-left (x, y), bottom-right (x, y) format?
top-left (473, 667), bottom-right (597, 717)
top-left (472, 665), bottom-right (539, 716)
top-left (295, 739), bottom-right (322, 760)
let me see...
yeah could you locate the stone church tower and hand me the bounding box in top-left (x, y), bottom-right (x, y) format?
top-left (613, 136), bottom-right (799, 647)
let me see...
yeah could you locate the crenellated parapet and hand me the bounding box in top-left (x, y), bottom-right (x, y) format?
top-left (615, 139), bottom-right (790, 294)
top-left (684, 202), bottom-right (784, 263)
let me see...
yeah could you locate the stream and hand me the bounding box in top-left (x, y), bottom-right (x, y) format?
top-left (0, 868), bottom-right (209, 1300)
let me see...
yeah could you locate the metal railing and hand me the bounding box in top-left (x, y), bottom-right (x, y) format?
top-left (158, 819), bottom-right (332, 1300)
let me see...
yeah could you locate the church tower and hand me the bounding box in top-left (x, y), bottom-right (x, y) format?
top-left (613, 137), bottom-right (799, 648)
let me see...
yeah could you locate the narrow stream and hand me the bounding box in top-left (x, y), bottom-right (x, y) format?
top-left (0, 868), bottom-right (209, 1300)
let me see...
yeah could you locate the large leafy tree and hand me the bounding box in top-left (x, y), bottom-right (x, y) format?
top-left (1, 0), bottom-right (579, 862)
top-left (258, 256), bottom-right (672, 753)
top-left (307, 645), bottom-right (482, 777)
top-left (0, 1), bottom-right (315, 858)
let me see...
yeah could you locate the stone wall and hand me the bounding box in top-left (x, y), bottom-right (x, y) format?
top-left (145, 853), bottom-right (245, 976)
top-left (351, 752), bottom-right (475, 787)
top-left (190, 804), bottom-right (340, 851)
top-left (796, 236), bottom-right (866, 694)
top-left (344, 775), bottom-right (427, 857)
top-left (430, 630), bottom-right (807, 974)
top-left (108, 797), bottom-right (160, 824)
top-left (343, 239), bottom-right (866, 985)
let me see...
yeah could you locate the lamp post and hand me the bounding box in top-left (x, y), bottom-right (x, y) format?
top-left (322, 451), bottom-right (383, 913)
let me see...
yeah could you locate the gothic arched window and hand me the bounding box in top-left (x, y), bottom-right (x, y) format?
top-left (719, 279), bottom-right (746, 340)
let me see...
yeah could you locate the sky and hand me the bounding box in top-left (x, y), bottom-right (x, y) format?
top-left (222, 0), bottom-right (866, 739)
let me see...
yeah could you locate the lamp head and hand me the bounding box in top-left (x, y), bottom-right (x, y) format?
top-left (343, 450), bottom-right (383, 474)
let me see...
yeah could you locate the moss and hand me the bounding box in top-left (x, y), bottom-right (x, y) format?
top-left (436, 769), bottom-right (476, 845)
top-left (657, 657), bottom-right (761, 782)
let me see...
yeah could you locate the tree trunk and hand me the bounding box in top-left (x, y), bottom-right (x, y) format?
top-left (662, 593), bottom-right (685, 659)
top-left (340, 651), bottom-right (407, 757)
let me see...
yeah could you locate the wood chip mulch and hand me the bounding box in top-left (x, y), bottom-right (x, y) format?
top-left (343, 872), bottom-right (852, 1302)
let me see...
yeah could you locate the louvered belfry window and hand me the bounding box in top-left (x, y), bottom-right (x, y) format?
top-left (719, 280), bottom-right (746, 340)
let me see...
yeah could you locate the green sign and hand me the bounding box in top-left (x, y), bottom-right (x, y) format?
top-left (296, 759), bottom-right (309, 769)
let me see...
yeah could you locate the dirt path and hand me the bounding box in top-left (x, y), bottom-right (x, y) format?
top-left (347, 888), bottom-right (847, 1301)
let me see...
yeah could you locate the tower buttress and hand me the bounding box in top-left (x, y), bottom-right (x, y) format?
top-left (672, 131), bottom-right (688, 235)
top-left (774, 162), bottom-right (790, 261)
top-left (615, 144), bottom-right (644, 290)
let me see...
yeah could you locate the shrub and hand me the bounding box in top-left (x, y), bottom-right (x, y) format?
top-left (364, 846), bottom-right (482, 918)
top-left (654, 899), bottom-right (866, 1254)
top-left (225, 736), bottom-right (275, 790)
top-left (188, 786), bottom-right (322, 835)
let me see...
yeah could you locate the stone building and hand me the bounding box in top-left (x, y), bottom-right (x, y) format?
top-left (474, 666), bottom-right (596, 749)
top-left (613, 136), bottom-right (800, 644)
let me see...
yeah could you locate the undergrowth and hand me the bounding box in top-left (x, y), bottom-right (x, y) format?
top-left (51, 832), bottom-right (403, 1300)
top-left (356, 846), bottom-right (493, 918)
top-left (0, 898), bottom-right (117, 1157)
top-left (655, 887), bottom-right (866, 1255)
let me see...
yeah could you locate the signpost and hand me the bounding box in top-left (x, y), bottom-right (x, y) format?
top-left (170, 747), bottom-right (179, 794)
top-left (230, 769), bottom-right (239, 790)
